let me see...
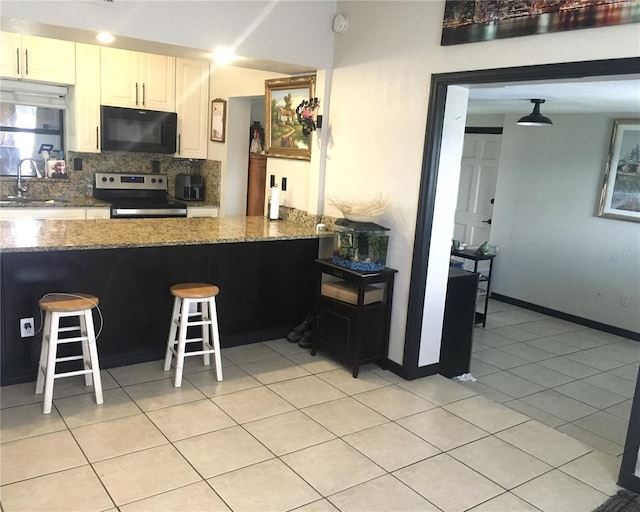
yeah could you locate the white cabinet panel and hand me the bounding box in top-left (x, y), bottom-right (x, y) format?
top-left (175, 58), bottom-right (209, 159)
top-left (68, 43), bottom-right (101, 153)
top-left (0, 32), bottom-right (75, 84)
top-left (187, 206), bottom-right (218, 218)
top-left (101, 48), bottom-right (175, 111)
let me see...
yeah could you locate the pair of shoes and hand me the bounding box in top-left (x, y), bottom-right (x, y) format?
top-left (298, 331), bottom-right (312, 349)
top-left (286, 313), bottom-right (314, 343)
top-left (293, 314), bottom-right (314, 334)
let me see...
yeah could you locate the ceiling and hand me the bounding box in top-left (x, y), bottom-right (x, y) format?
top-left (467, 75), bottom-right (640, 115)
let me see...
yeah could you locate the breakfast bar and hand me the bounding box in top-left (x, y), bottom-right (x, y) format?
top-left (0, 216), bottom-right (326, 385)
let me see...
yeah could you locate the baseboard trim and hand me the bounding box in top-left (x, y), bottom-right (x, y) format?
top-left (385, 359), bottom-right (439, 381)
top-left (491, 294), bottom-right (640, 342)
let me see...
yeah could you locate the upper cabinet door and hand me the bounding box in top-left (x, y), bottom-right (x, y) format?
top-left (101, 47), bottom-right (175, 111)
top-left (101, 47), bottom-right (140, 108)
top-left (69, 43), bottom-right (101, 153)
top-left (0, 32), bottom-right (75, 84)
top-left (175, 58), bottom-right (209, 159)
top-left (0, 32), bottom-right (21, 79)
top-left (22, 36), bottom-right (76, 84)
top-left (140, 53), bottom-right (175, 112)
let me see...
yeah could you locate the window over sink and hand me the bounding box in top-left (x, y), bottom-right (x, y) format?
top-left (0, 80), bottom-right (66, 177)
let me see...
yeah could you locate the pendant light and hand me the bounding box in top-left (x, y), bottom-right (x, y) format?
top-left (517, 99), bottom-right (553, 126)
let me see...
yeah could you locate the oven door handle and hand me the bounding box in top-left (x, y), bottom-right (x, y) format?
top-left (111, 207), bottom-right (187, 217)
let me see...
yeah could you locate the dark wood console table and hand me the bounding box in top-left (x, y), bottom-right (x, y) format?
top-left (311, 259), bottom-right (397, 378)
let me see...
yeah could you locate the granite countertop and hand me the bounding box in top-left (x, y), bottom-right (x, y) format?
top-left (0, 216), bottom-right (330, 253)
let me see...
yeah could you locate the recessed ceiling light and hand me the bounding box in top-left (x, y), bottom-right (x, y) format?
top-left (96, 32), bottom-right (115, 44)
top-left (212, 47), bottom-right (238, 65)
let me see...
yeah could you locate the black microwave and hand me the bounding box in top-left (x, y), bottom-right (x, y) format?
top-left (100, 106), bottom-right (177, 154)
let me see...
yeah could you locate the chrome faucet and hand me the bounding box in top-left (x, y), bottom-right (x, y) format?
top-left (16, 158), bottom-right (43, 198)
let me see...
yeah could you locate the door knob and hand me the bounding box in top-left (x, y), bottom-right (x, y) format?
top-left (482, 219), bottom-right (492, 225)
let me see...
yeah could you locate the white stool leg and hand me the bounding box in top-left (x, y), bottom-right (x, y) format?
top-left (201, 301), bottom-right (211, 367)
top-left (42, 312), bottom-right (60, 414)
top-left (208, 297), bottom-right (223, 382)
top-left (79, 313), bottom-right (93, 386)
top-left (35, 311), bottom-right (52, 395)
top-left (84, 309), bottom-right (103, 405)
top-left (164, 297), bottom-right (181, 372)
top-left (174, 297), bottom-right (190, 387)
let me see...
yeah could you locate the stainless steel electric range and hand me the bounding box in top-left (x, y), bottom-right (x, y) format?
top-left (94, 172), bottom-right (187, 218)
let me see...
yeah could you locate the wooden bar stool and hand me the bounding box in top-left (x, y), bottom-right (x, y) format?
top-left (164, 283), bottom-right (223, 387)
top-left (35, 293), bottom-right (103, 414)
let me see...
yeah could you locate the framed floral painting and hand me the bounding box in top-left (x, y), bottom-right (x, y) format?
top-left (264, 75), bottom-right (316, 160)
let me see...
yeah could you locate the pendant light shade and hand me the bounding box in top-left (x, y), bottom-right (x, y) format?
top-left (517, 99), bottom-right (553, 126)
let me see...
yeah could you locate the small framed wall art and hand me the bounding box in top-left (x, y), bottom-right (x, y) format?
top-left (210, 98), bottom-right (227, 142)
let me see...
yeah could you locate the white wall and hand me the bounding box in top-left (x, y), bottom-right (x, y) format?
top-left (491, 114), bottom-right (640, 333)
top-left (329, 0), bottom-right (640, 365)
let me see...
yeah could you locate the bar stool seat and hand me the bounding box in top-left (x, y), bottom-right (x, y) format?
top-left (164, 283), bottom-right (223, 387)
top-left (35, 293), bottom-right (103, 414)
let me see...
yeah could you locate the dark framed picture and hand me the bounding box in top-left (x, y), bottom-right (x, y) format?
top-left (598, 119), bottom-right (640, 222)
top-left (265, 75), bottom-right (316, 160)
top-left (441, 0), bottom-right (640, 46)
top-left (210, 99), bottom-right (226, 142)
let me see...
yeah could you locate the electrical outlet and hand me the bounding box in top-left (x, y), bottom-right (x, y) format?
top-left (621, 293), bottom-right (630, 307)
top-left (20, 317), bottom-right (35, 338)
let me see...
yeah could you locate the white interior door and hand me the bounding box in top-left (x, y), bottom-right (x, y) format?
top-left (454, 132), bottom-right (501, 247)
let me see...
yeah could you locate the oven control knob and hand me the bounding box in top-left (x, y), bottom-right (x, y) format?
top-left (101, 177), bottom-right (107, 182)
top-left (109, 177), bottom-right (114, 182)
top-left (158, 178), bottom-right (163, 183)
top-left (151, 178), bottom-right (156, 183)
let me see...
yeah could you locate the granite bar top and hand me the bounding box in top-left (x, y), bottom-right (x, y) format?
top-left (0, 216), bottom-right (329, 253)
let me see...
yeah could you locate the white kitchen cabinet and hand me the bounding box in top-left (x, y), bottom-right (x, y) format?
top-left (101, 47), bottom-right (175, 112)
top-left (67, 43), bottom-right (101, 153)
top-left (84, 207), bottom-right (111, 219)
top-left (0, 32), bottom-right (75, 84)
top-left (175, 58), bottom-right (209, 159)
top-left (187, 206), bottom-right (219, 218)
top-left (0, 207), bottom-right (110, 220)
top-left (0, 208), bottom-right (86, 220)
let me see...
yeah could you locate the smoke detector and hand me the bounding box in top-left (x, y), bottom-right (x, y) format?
top-left (332, 14), bottom-right (349, 33)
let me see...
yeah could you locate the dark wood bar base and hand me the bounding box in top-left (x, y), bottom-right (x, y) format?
top-left (1, 238), bottom-right (318, 385)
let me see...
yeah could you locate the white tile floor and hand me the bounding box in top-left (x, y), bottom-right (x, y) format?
top-left (467, 300), bottom-right (639, 459)
top-left (0, 302), bottom-right (636, 511)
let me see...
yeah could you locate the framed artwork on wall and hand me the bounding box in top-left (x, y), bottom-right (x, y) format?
top-left (210, 99), bottom-right (227, 142)
top-left (598, 119), bottom-right (640, 222)
top-left (264, 75), bottom-right (316, 160)
top-left (441, 0), bottom-right (640, 46)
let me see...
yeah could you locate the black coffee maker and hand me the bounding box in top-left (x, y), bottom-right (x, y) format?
top-left (175, 174), bottom-right (205, 201)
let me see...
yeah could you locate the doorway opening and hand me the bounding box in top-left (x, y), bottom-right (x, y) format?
top-left (403, 57), bottom-right (640, 377)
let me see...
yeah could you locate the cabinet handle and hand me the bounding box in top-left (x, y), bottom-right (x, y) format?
top-left (177, 134), bottom-right (181, 154)
top-left (96, 126), bottom-right (99, 150)
top-left (24, 49), bottom-right (28, 76)
top-left (135, 82), bottom-right (139, 105)
top-left (142, 83), bottom-right (146, 106)
top-left (15, 48), bottom-right (20, 75)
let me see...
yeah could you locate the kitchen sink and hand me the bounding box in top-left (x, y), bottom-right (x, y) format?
top-left (0, 197), bottom-right (69, 206)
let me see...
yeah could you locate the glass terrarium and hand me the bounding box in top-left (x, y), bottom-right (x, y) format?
top-left (332, 218), bottom-right (390, 272)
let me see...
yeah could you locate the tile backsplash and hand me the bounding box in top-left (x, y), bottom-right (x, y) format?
top-left (1, 151), bottom-right (221, 205)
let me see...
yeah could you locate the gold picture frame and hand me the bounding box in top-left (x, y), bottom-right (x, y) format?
top-left (210, 98), bottom-right (226, 142)
top-left (265, 75), bottom-right (316, 160)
